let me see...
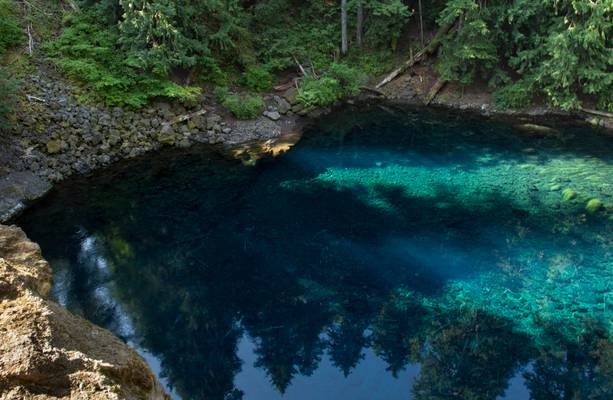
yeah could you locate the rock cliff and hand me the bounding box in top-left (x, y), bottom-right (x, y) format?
top-left (0, 224), bottom-right (169, 400)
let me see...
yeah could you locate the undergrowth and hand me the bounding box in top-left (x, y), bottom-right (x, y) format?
top-left (45, 12), bottom-right (200, 108)
top-left (0, 0), bottom-right (23, 128)
top-left (297, 63), bottom-right (367, 108)
top-left (214, 86), bottom-right (263, 120)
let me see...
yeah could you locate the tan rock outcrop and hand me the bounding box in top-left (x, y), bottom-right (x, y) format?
top-left (0, 225), bottom-right (169, 400)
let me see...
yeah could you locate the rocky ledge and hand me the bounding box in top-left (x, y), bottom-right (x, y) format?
top-left (0, 224), bottom-right (169, 399)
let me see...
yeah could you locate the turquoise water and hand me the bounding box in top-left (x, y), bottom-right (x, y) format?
top-left (17, 106), bottom-right (612, 399)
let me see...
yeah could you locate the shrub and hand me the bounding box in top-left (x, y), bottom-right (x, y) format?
top-left (494, 80), bottom-right (534, 110)
top-left (0, 0), bottom-right (22, 54)
top-left (298, 77), bottom-right (342, 108)
top-left (598, 92), bottom-right (613, 113)
top-left (242, 64), bottom-right (273, 92)
top-left (345, 50), bottom-right (395, 77)
top-left (327, 63), bottom-right (365, 96)
top-left (297, 63), bottom-right (366, 108)
top-left (0, 0), bottom-right (22, 129)
top-left (214, 86), bottom-right (263, 120)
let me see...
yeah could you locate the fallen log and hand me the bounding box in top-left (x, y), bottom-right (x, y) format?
top-left (580, 107), bottom-right (613, 119)
top-left (424, 78), bottom-right (446, 105)
top-left (360, 86), bottom-right (386, 97)
top-left (375, 21), bottom-right (455, 89)
top-left (273, 81), bottom-right (295, 92)
top-left (293, 55), bottom-right (308, 77)
top-left (26, 94), bottom-right (46, 103)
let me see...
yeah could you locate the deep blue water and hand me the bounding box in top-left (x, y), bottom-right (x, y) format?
top-left (16, 106), bottom-right (612, 399)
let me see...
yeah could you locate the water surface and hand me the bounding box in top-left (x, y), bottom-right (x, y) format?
top-left (17, 106), bottom-right (612, 399)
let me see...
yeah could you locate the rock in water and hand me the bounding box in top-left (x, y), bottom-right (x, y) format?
top-left (515, 123), bottom-right (559, 136)
top-left (586, 198), bottom-right (603, 213)
top-left (0, 225), bottom-right (169, 400)
top-left (562, 188), bottom-right (577, 201)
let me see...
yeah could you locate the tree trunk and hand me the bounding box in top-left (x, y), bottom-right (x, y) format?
top-left (418, 0), bottom-right (424, 46)
top-left (356, 1), bottom-right (363, 48)
top-left (341, 0), bottom-right (348, 55)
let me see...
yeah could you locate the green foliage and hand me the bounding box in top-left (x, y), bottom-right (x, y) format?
top-left (117, 0), bottom-right (250, 75)
top-left (436, 0), bottom-right (612, 111)
top-left (241, 65), bottom-right (273, 92)
top-left (251, 0), bottom-right (412, 70)
top-left (0, 67), bottom-right (18, 129)
top-left (298, 77), bottom-right (342, 108)
top-left (40, 0), bottom-right (611, 113)
top-left (436, 1), bottom-right (498, 86)
top-left (298, 63), bottom-right (367, 108)
top-left (364, 0), bottom-right (412, 48)
top-left (250, 0), bottom-right (339, 71)
top-left (344, 49), bottom-right (395, 76)
top-left (502, 0), bottom-right (612, 111)
top-left (214, 86), bottom-right (263, 120)
top-left (0, 0), bottom-right (23, 129)
top-left (598, 92), bottom-right (613, 114)
top-left (493, 79), bottom-right (534, 110)
top-left (46, 12), bottom-right (199, 108)
top-left (327, 62), bottom-right (366, 96)
top-left (0, 0), bottom-right (22, 54)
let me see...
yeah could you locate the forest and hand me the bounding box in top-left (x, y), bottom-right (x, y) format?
top-left (0, 0), bottom-right (612, 123)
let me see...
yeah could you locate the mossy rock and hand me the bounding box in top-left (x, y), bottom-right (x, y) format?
top-left (46, 140), bottom-right (62, 154)
top-left (585, 199), bottom-right (603, 213)
top-left (562, 188), bottom-right (577, 201)
top-left (157, 125), bottom-right (177, 146)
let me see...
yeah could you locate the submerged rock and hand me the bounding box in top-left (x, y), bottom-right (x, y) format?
top-left (0, 225), bottom-right (169, 400)
top-left (562, 188), bottom-right (577, 201)
top-left (586, 198), bottom-right (603, 213)
top-left (515, 123), bottom-right (559, 135)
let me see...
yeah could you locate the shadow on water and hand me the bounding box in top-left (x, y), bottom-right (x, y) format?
top-left (299, 105), bottom-right (613, 169)
top-left (15, 106), bottom-right (613, 400)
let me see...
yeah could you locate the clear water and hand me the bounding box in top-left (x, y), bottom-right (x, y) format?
top-left (16, 106), bottom-right (613, 400)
